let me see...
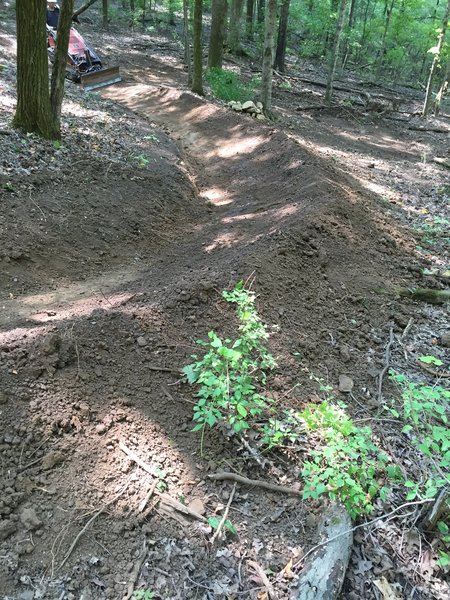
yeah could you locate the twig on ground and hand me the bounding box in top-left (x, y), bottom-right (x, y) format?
top-left (147, 365), bottom-right (181, 373)
top-left (138, 480), bottom-right (158, 513)
top-left (211, 483), bottom-right (236, 545)
top-left (119, 441), bottom-right (157, 477)
top-left (58, 479), bottom-right (130, 570)
top-left (122, 540), bottom-right (147, 600)
top-left (162, 384), bottom-right (195, 404)
top-left (247, 559), bottom-right (278, 599)
top-left (208, 472), bottom-right (301, 495)
top-left (377, 324), bottom-right (395, 403)
top-left (293, 499), bottom-right (434, 570)
top-left (416, 360), bottom-right (450, 379)
top-left (401, 317), bottom-right (414, 340)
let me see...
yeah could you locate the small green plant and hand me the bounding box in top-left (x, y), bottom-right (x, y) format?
top-left (183, 282), bottom-right (276, 434)
top-left (132, 590), bottom-right (154, 600)
top-left (299, 400), bottom-right (392, 518)
top-left (135, 154), bottom-right (150, 167)
top-left (53, 140), bottom-right (62, 150)
top-left (206, 68), bottom-right (258, 103)
top-left (278, 80), bottom-right (292, 91)
top-left (208, 516), bottom-right (237, 536)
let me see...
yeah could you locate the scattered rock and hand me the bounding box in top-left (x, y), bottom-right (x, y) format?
top-left (136, 336), bottom-right (147, 347)
top-left (0, 519), bottom-right (17, 540)
top-left (19, 507), bottom-right (42, 530)
top-left (338, 374), bottom-right (354, 393)
top-left (440, 332), bottom-right (450, 347)
top-left (188, 497), bottom-right (205, 515)
top-left (42, 450), bottom-right (65, 470)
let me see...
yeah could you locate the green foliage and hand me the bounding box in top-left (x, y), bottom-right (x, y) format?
top-left (205, 68), bottom-right (259, 103)
top-left (208, 516), bottom-right (237, 536)
top-left (299, 400), bottom-right (392, 519)
top-left (387, 370), bottom-right (450, 565)
top-left (183, 282), bottom-right (276, 434)
top-left (132, 590), bottom-right (154, 600)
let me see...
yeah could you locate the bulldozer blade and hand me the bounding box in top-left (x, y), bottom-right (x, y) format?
top-left (80, 66), bottom-right (122, 92)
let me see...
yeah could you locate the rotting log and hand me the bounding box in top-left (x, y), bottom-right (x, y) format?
top-left (292, 503), bottom-right (352, 600)
top-left (398, 288), bottom-right (450, 305)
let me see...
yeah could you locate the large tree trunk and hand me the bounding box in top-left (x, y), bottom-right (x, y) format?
top-left (208, 0), bottom-right (228, 69)
top-left (260, 0), bottom-right (277, 115)
top-left (274, 0), bottom-right (290, 72)
top-left (50, 0), bottom-right (75, 125)
top-left (192, 0), bottom-right (204, 95)
top-left (183, 0), bottom-right (192, 83)
top-left (13, 0), bottom-right (58, 139)
top-left (229, 0), bottom-right (245, 54)
top-left (423, 0), bottom-right (450, 117)
top-left (325, 0), bottom-right (348, 104)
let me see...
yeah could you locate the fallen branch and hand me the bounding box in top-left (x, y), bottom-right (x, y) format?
top-left (248, 559), bottom-right (278, 599)
top-left (211, 483), bottom-right (236, 545)
top-left (59, 480), bottom-right (129, 570)
top-left (119, 441), bottom-right (158, 477)
top-left (208, 472), bottom-right (301, 495)
top-left (147, 365), bottom-right (181, 374)
top-left (72, 0), bottom-right (98, 20)
top-left (158, 492), bottom-right (208, 523)
top-left (293, 498), bottom-right (434, 571)
top-left (398, 288), bottom-right (450, 305)
top-left (138, 480), bottom-right (158, 513)
top-left (408, 125), bottom-right (449, 134)
top-left (377, 324), bottom-right (395, 403)
top-left (416, 360), bottom-right (450, 379)
top-left (421, 486), bottom-right (450, 530)
top-left (122, 541), bottom-right (148, 600)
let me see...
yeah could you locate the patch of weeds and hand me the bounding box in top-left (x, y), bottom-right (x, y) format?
top-left (278, 80), bottom-right (292, 91)
top-left (134, 154), bottom-right (150, 167)
top-left (132, 590), bottom-right (154, 600)
top-left (387, 370), bottom-right (450, 565)
top-left (80, 91), bottom-right (99, 107)
top-left (208, 516), bottom-right (237, 536)
top-left (205, 68), bottom-right (258, 103)
top-left (183, 281), bottom-right (276, 435)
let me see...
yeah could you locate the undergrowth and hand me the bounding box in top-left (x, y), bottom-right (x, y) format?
top-left (205, 68), bottom-right (259, 103)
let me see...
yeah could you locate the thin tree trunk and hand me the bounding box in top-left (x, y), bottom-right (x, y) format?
top-left (13, 0), bottom-right (58, 139)
top-left (274, 0), bottom-right (290, 72)
top-left (50, 0), bottom-right (74, 125)
top-left (192, 0), bottom-right (204, 95)
top-left (423, 0), bottom-right (450, 116)
top-left (434, 58), bottom-right (450, 115)
top-left (260, 0), bottom-right (277, 115)
top-left (102, 0), bottom-right (108, 27)
top-left (168, 0), bottom-right (176, 25)
top-left (183, 0), bottom-right (192, 83)
top-left (73, 0), bottom-right (99, 20)
top-left (257, 0), bottom-right (265, 23)
top-left (208, 0), bottom-right (228, 69)
top-left (229, 0), bottom-right (245, 54)
top-left (246, 0), bottom-right (254, 39)
top-left (377, 0), bottom-right (395, 72)
top-left (348, 0), bottom-right (357, 27)
top-left (325, 0), bottom-right (348, 104)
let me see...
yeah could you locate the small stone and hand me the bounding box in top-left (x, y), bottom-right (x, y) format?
top-left (440, 332), bottom-right (450, 347)
top-left (96, 423), bottom-right (107, 434)
top-left (242, 101), bottom-right (256, 111)
top-left (188, 497), bottom-right (205, 515)
top-left (0, 519), bottom-right (17, 540)
top-left (256, 114), bottom-right (265, 120)
top-left (136, 336), bottom-right (147, 347)
top-left (42, 450), bottom-right (65, 470)
top-left (339, 345), bottom-right (351, 361)
top-left (338, 374), bottom-right (354, 393)
top-left (19, 507), bottom-right (42, 530)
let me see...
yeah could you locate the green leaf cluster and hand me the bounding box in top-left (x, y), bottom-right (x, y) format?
top-left (205, 68), bottom-right (259, 103)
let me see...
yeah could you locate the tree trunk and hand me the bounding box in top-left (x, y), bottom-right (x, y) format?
top-left (183, 0), bottom-right (192, 84)
top-left (13, 0), bottom-right (58, 139)
top-left (192, 0), bottom-right (204, 95)
top-left (274, 0), bottom-right (290, 72)
top-left (229, 0), bottom-right (245, 54)
top-left (50, 0), bottom-right (74, 126)
top-left (423, 0), bottom-right (450, 117)
top-left (348, 0), bottom-right (357, 27)
top-left (102, 0), bottom-right (108, 27)
top-left (434, 58), bottom-right (450, 115)
top-left (208, 0), bottom-right (228, 69)
top-left (73, 0), bottom-right (99, 21)
top-left (325, 0), bottom-right (348, 105)
top-left (260, 0), bottom-right (277, 115)
top-left (257, 0), bottom-right (265, 23)
top-left (245, 0), bottom-right (254, 39)
top-left (377, 0), bottom-right (395, 72)
top-left (168, 0), bottom-right (176, 25)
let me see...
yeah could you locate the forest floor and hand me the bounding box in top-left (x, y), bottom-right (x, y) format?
top-left (1, 11), bottom-right (449, 600)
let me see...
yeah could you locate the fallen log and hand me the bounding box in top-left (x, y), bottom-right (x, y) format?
top-left (292, 503), bottom-right (352, 600)
top-left (398, 288), bottom-right (450, 305)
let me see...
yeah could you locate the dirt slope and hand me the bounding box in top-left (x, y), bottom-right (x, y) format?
top-left (1, 23), bottom-right (449, 600)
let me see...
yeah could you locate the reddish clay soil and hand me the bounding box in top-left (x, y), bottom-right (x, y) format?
top-left (1, 19), bottom-right (449, 600)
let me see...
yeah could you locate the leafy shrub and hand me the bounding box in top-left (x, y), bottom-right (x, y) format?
top-left (205, 68), bottom-right (258, 103)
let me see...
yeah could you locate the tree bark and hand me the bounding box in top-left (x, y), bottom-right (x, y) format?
top-left (13, 0), bottom-right (58, 139)
top-left (229, 0), bottom-right (245, 54)
top-left (183, 0), bottom-right (192, 83)
top-left (245, 0), bottom-right (254, 39)
top-left (50, 0), bottom-right (74, 126)
top-left (102, 0), bottom-right (108, 27)
top-left (208, 0), bottom-right (228, 69)
top-left (325, 0), bottom-right (348, 105)
top-left (192, 0), bottom-right (204, 95)
top-left (434, 57), bottom-right (450, 115)
top-left (423, 0), bottom-right (450, 117)
top-left (260, 0), bottom-right (277, 115)
top-left (274, 0), bottom-right (290, 72)
top-left (73, 0), bottom-right (99, 20)
top-left (257, 0), bottom-right (265, 23)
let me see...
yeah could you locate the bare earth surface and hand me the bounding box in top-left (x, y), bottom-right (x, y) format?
top-left (1, 15), bottom-right (449, 600)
